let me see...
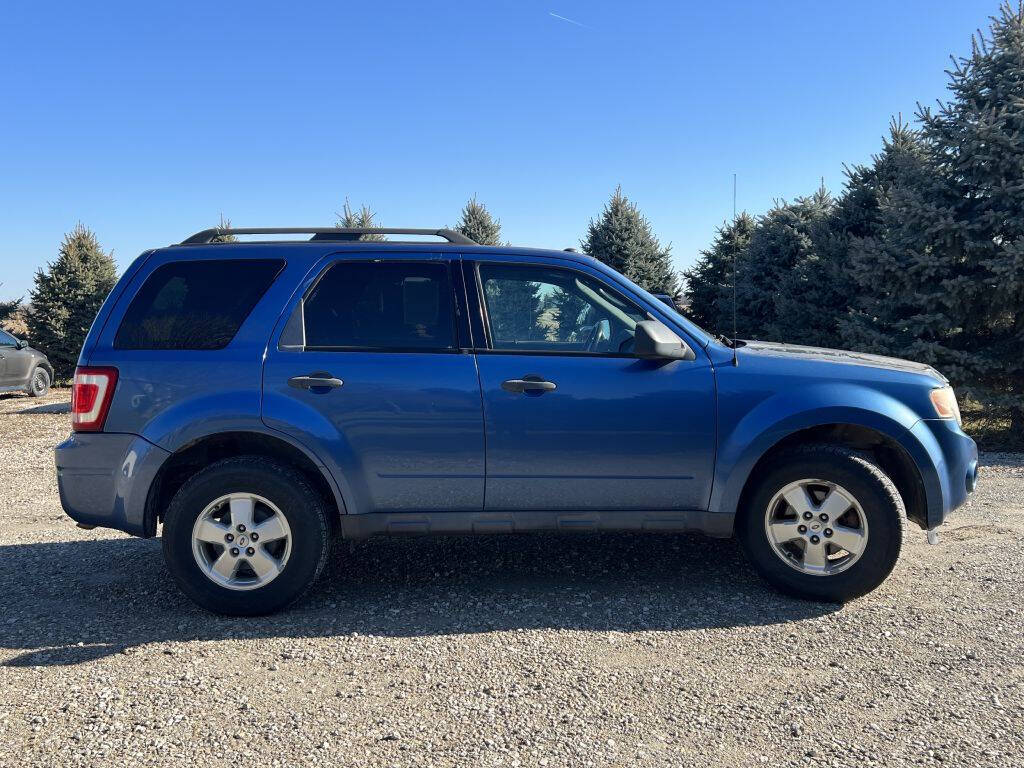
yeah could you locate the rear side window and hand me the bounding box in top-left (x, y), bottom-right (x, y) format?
top-left (303, 261), bottom-right (456, 351)
top-left (114, 259), bottom-right (284, 350)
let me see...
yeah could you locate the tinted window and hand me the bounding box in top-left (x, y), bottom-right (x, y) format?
top-left (0, 330), bottom-right (17, 347)
top-left (115, 259), bottom-right (283, 350)
top-left (479, 264), bottom-right (647, 354)
top-left (303, 262), bottom-right (455, 351)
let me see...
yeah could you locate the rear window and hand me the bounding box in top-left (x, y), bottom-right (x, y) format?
top-left (114, 259), bottom-right (284, 350)
top-left (303, 261), bottom-right (456, 351)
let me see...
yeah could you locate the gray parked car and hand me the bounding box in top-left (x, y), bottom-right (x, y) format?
top-left (0, 329), bottom-right (52, 397)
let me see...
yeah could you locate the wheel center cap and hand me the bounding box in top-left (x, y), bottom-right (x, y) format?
top-left (237, 534), bottom-right (249, 547)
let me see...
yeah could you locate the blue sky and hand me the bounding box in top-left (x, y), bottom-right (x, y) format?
top-left (0, 0), bottom-right (997, 301)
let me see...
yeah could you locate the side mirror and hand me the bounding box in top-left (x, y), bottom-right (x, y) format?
top-left (15, 339), bottom-right (29, 350)
top-left (633, 320), bottom-right (695, 361)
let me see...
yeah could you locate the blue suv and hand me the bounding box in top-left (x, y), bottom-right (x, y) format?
top-left (55, 227), bottom-right (979, 615)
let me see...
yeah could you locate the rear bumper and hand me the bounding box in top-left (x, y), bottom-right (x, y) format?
top-left (909, 418), bottom-right (978, 529)
top-left (55, 432), bottom-right (170, 537)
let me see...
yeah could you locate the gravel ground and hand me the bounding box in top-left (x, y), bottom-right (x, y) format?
top-left (1, 390), bottom-right (1022, 768)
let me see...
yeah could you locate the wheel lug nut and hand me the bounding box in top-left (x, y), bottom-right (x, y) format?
top-left (225, 533), bottom-right (234, 543)
top-left (230, 547), bottom-right (239, 557)
top-left (824, 528), bottom-right (833, 537)
top-left (236, 524), bottom-right (246, 533)
top-left (798, 525), bottom-right (807, 534)
top-left (802, 512), bottom-right (813, 520)
top-left (250, 532), bottom-right (259, 542)
top-left (246, 546), bottom-right (255, 556)
top-left (819, 513), bottom-right (828, 522)
top-left (810, 535), bottom-right (820, 544)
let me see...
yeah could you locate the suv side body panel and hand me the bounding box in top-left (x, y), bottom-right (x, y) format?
top-left (54, 241), bottom-right (978, 543)
top-left (261, 252), bottom-right (486, 516)
top-left (710, 350), bottom-right (979, 530)
top-left (58, 244), bottom-right (331, 535)
top-left (0, 332), bottom-right (51, 390)
top-left (463, 254), bottom-right (717, 513)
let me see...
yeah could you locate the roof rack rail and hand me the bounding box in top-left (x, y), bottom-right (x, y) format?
top-left (179, 227), bottom-right (477, 245)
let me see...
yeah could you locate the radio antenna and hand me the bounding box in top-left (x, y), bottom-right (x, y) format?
top-left (731, 173), bottom-right (739, 366)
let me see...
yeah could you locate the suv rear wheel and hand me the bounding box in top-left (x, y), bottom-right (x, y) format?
top-left (737, 444), bottom-right (904, 602)
top-left (162, 456), bottom-right (331, 615)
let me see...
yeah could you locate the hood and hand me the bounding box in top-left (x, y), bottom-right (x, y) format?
top-left (738, 340), bottom-right (947, 383)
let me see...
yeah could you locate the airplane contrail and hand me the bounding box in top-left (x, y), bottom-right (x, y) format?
top-left (549, 12), bottom-right (587, 28)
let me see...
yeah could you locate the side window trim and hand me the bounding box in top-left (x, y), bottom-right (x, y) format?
top-left (293, 257), bottom-right (463, 354)
top-left (469, 260), bottom-right (652, 359)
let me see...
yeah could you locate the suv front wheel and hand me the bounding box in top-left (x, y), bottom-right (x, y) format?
top-left (738, 444), bottom-right (904, 602)
top-left (162, 456), bottom-right (331, 615)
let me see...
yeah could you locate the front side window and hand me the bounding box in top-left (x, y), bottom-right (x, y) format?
top-left (114, 259), bottom-right (284, 350)
top-left (303, 261), bottom-right (456, 351)
top-left (478, 264), bottom-right (648, 354)
top-left (0, 330), bottom-right (17, 347)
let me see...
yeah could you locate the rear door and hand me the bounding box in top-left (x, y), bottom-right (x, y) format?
top-left (262, 254), bottom-right (485, 515)
top-left (0, 331), bottom-right (29, 386)
top-left (466, 257), bottom-right (716, 512)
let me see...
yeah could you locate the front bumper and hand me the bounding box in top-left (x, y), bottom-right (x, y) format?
top-left (909, 418), bottom-right (979, 529)
top-left (55, 432), bottom-right (170, 537)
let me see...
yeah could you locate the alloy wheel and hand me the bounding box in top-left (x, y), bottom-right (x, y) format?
top-left (190, 493), bottom-right (292, 590)
top-left (763, 479), bottom-right (869, 576)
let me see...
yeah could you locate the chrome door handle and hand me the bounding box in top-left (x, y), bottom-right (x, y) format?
top-left (288, 374), bottom-right (344, 390)
top-left (501, 377), bottom-right (557, 394)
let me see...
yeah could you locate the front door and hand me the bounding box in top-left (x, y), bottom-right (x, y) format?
top-left (469, 259), bottom-right (716, 512)
top-left (0, 331), bottom-right (20, 386)
top-left (262, 256), bottom-right (484, 515)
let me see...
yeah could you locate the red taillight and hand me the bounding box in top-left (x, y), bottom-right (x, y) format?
top-left (72, 366), bottom-right (119, 432)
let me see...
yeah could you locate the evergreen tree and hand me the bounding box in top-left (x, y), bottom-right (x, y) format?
top-left (337, 199), bottom-right (385, 241)
top-left (453, 196), bottom-right (502, 245)
top-left (839, 120), bottom-right (934, 354)
top-left (766, 184), bottom-right (839, 345)
top-left (26, 224), bottom-right (118, 380)
top-left (0, 284), bottom-right (20, 329)
top-left (734, 189), bottom-right (833, 340)
top-left (685, 213), bottom-right (754, 335)
top-left (844, 4), bottom-right (1024, 428)
top-left (210, 214), bottom-right (237, 243)
top-left (582, 187), bottom-right (677, 295)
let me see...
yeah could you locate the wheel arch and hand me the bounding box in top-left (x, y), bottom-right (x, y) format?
top-left (143, 430), bottom-right (346, 537)
top-left (35, 358), bottom-right (54, 383)
top-left (732, 423), bottom-right (929, 531)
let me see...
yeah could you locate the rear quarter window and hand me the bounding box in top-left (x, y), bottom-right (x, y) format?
top-left (114, 259), bottom-right (284, 350)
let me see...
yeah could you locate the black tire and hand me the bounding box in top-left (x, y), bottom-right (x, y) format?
top-left (737, 444), bottom-right (904, 602)
top-left (162, 456), bottom-right (331, 616)
top-left (26, 366), bottom-right (50, 397)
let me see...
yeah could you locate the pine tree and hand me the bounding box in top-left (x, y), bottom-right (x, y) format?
top-left (336, 199), bottom-right (385, 241)
top-left (685, 213), bottom-right (755, 335)
top-left (0, 284), bottom-right (20, 329)
top-left (844, 4), bottom-right (1024, 429)
top-left (839, 120), bottom-right (934, 354)
top-left (766, 184), bottom-right (838, 345)
top-left (210, 214), bottom-right (237, 243)
top-left (733, 190), bottom-right (833, 340)
top-left (453, 196), bottom-right (502, 245)
top-left (26, 224), bottom-right (118, 380)
top-left (582, 187), bottom-right (677, 295)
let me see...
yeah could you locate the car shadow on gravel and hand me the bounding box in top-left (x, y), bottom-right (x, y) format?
top-left (0, 532), bottom-right (838, 667)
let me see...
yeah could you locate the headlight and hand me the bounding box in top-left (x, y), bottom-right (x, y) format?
top-left (929, 386), bottom-right (962, 426)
